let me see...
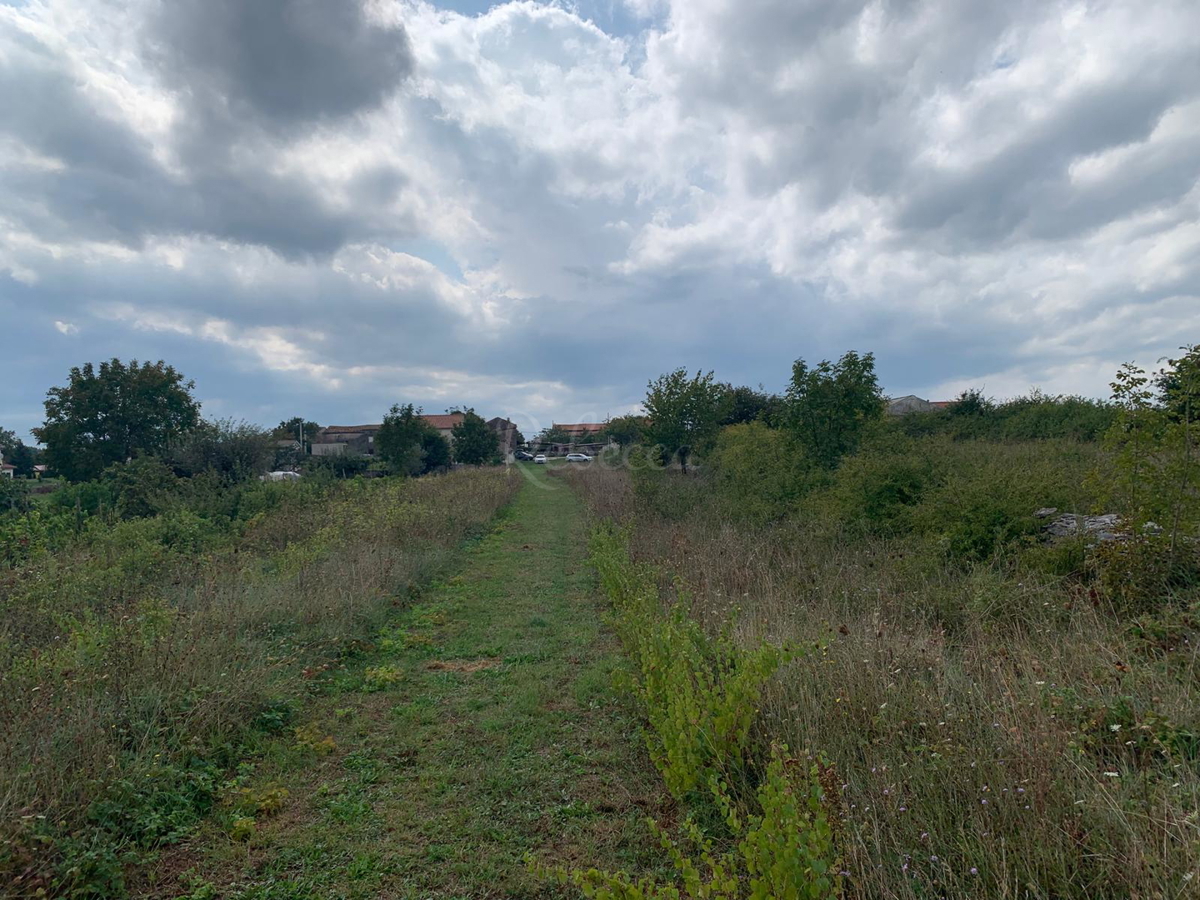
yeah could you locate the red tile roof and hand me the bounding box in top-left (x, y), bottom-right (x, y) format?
top-left (554, 422), bottom-right (606, 434)
top-left (322, 414), bottom-right (464, 435)
top-left (422, 414), bottom-right (464, 430)
top-left (322, 424), bottom-right (382, 434)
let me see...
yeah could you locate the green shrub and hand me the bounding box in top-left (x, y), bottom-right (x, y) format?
top-left (629, 447), bottom-right (709, 521)
top-left (815, 443), bottom-right (935, 534)
top-left (1092, 536), bottom-right (1200, 614)
top-left (590, 526), bottom-right (789, 798)
top-left (567, 527), bottom-right (838, 899)
top-left (711, 423), bottom-right (817, 523)
top-left (537, 746), bottom-right (840, 900)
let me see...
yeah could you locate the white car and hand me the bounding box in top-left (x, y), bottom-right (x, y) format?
top-left (261, 470), bottom-right (302, 482)
top-left (565, 453), bottom-right (592, 462)
top-left (533, 454), bottom-right (548, 464)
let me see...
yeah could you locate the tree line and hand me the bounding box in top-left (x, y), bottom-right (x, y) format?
top-left (2, 359), bottom-right (506, 492)
top-left (630, 345), bottom-right (1199, 472)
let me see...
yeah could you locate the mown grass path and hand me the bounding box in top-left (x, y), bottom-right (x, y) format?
top-left (144, 472), bottom-right (664, 899)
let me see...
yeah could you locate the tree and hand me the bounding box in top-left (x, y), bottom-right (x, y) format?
top-left (35, 359), bottom-right (200, 482)
top-left (537, 426), bottom-right (573, 446)
top-left (643, 369), bottom-right (725, 472)
top-left (784, 351), bottom-right (883, 469)
top-left (948, 388), bottom-right (994, 418)
top-left (170, 419), bottom-right (274, 481)
top-left (1157, 344), bottom-right (1200, 422)
top-left (603, 414), bottom-right (648, 447)
top-left (0, 428), bottom-right (37, 478)
top-left (104, 456), bottom-right (180, 518)
top-left (718, 384), bottom-right (782, 427)
top-left (451, 409), bottom-right (500, 465)
top-left (274, 417), bottom-right (321, 452)
top-left (0, 475), bottom-right (28, 512)
top-left (377, 404), bottom-right (450, 476)
top-left (1104, 357), bottom-right (1200, 549)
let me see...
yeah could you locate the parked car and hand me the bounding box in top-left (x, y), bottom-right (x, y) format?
top-left (514, 450), bottom-right (534, 461)
top-left (261, 470), bottom-right (302, 482)
top-left (565, 453), bottom-right (593, 462)
top-left (533, 454), bottom-right (548, 464)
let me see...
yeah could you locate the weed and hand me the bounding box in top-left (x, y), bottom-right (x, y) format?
top-left (361, 664), bottom-right (404, 691)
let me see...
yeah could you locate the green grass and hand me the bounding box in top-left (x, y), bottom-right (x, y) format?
top-left (139, 476), bottom-right (665, 899)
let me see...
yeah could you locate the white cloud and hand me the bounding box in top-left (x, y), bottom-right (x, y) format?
top-left (1, 0), bottom-right (1198, 430)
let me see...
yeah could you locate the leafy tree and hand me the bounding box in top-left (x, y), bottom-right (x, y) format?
top-left (948, 388), bottom-right (994, 418)
top-left (719, 384), bottom-right (781, 427)
top-left (451, 409), bottom-right (500, 465)
top-left (603, 414), bottom-right (648, 446)
top-left (1104, 352), bottom-right (1200, 548)
top-left (784, 351), bottom-right (883, 469)
top-left (0, 429), bottom-right (38, 478)
top-left (1157, 344), bottom-right (1200, 422)
top-left (537, 426), bottom-right (573, 445)
top-left (644, 369), bottom-right (726, 472)
top-left (35, 359), bottom-right (200, 482)
top-left (170, 419), bottom-right (273, 481)
top-left (420, 427), bottom-right (452, 471)
top-left (104, 456), bottom-right (181, 518)
top-left (377, 404), bottom-right (450, 476)
top-left (273, 417), bottom-right (321, 451)
top-left (0, 474), bottom-right (28, 512)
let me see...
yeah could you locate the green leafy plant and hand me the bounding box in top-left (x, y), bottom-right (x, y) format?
top-left (535, 745), bottom-right (839, 899)
top-left (565, 526), bottom-right (839, 899)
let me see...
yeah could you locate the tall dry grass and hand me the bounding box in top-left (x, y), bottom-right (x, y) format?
top-left (562, 460), bottom-right (1199, 899)
top-left (0, 468), bottom-right (517, 893)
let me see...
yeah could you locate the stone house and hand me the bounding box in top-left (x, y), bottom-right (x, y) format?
top-left (886, 395), bottom-right (952, 416)
top-left (310, 414), bottom-right (467, 457)
top-left (486, 417), bottom-right (520, 454)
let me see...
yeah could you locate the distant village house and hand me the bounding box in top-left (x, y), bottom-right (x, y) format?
top-left (886, 395), bottom-right (952, 416)
top-left (487, 417), bottom-right (520, 454)
top-left (310, 413), bottom-right (515, 457)
top-left (553, 422), bottom-right (606, 440)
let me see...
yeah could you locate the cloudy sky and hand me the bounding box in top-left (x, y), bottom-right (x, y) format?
top-left (1, 0), bottom-right (1198, 440)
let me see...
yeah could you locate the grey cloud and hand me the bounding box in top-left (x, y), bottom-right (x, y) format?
top-left (897, 66), bottom-right (1200, 245)
top-left (0, 1), bottom-right (417, 259)
top-left (145, 0), bottom-right (413, 129)
top-left (653, 0), bottom-right (1200, 254)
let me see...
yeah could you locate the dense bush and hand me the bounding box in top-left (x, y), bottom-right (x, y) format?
top-left (890, 391), bottom-right (1117, 442)
top-left (169, 418), bottom-right (274, 480)
top-left (710, 423), bottom-right (818, 523)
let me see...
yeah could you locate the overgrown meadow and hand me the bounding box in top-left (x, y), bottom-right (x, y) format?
top-left (559, 381), bottom-right (1199, 898)
top-left (0, 468), bottom-right (517, 896)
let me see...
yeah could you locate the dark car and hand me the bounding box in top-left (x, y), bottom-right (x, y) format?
top-left (514, 450), bottom-right (534, 461)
